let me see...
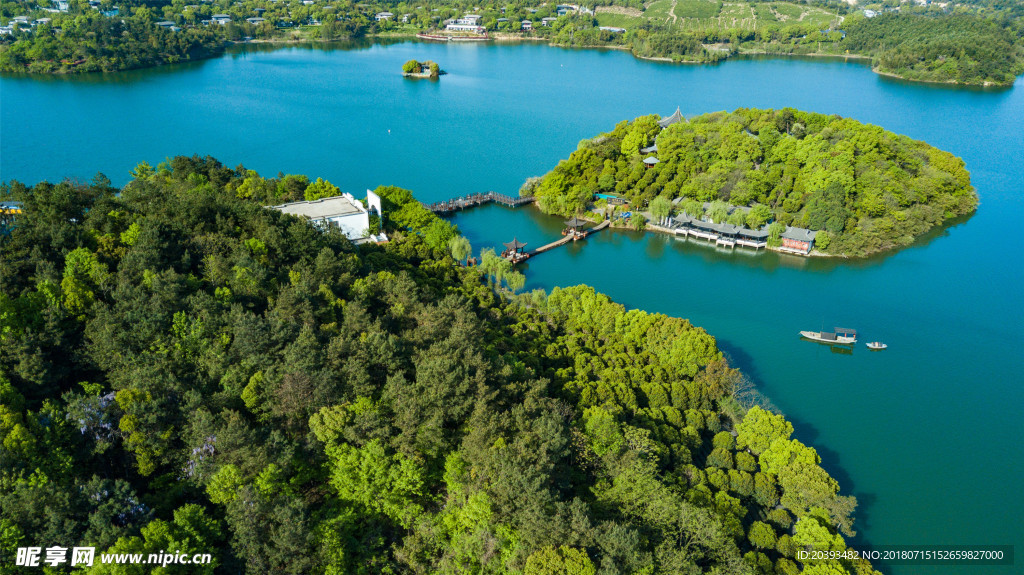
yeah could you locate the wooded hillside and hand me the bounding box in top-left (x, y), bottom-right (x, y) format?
top-left (1, 157), bottom-right (876, 573)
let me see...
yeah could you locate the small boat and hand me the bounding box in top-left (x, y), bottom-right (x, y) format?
top-left (866, 342), bottom-right (887, 350)
top-left (800, 327), bottom-right (857, 345)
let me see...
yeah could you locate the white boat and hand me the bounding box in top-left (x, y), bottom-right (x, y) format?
top-left (800, 327), bottom-right (857, 345)
top-left (866, 341), bottom-right (887, 350)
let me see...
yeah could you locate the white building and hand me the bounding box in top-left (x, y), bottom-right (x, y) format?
top-left (271, 191), bottom-right (386, 243)
top-left (445, 22), bottom-right (484, 33)
top-left (211, 14), bottom-right (231, 25)
top-left (375, 12), bottom-right (393, 21)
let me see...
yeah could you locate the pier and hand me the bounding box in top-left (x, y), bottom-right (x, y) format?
top-left (534, 220), bottom-right (609, 255)
top-left (424, 192), bottom-right (534, 214)
top-left (502, 219), bottom-right (610, 263)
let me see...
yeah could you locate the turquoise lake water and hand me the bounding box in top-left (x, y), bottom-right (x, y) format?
top-left (2, 42), bottom-right (1022, 573)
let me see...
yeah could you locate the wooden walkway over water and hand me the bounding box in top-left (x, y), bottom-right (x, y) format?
top-left (531, 220), bottom-right (609, 256)
top-left (424, 192), bottom-right (534, 214)
top-left (500, 220), bottom-right (610, 263)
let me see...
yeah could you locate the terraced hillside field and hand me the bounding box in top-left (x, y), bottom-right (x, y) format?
top-left (596, 0), bottom-right (839, 32)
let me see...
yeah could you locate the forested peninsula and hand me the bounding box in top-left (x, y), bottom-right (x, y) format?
top-left (530, 108), bottom-right (977, 257)
top-left (1, 0), bottom-right (1022, 85)
top-left (0, 156), bottom-right (876, 574)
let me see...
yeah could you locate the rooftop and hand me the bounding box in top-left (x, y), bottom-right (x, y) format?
top-left (658, 107), bottom-right (684, 128)
top-left (503, 237), bottom-right (527, 250)
top-left (781, 226), bottom-right (816, 242)
top-left (272, 195), bottom-right (365, 220)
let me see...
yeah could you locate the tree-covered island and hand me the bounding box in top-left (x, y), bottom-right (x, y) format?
top-left (402, 58), bottom-right (441, 77)
top-left (528, 108), bottom-right (977, 257)
top-left (1, 0), bottom-right (1021, 85)
top-left (0, 156), bottom-right (878, 574)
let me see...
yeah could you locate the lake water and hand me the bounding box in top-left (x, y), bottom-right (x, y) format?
top-left (2, 42), bottom-right (1022, 574)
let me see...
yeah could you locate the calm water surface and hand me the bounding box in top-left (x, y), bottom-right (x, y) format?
top-left (2, 42), bottom-right (1022, 574)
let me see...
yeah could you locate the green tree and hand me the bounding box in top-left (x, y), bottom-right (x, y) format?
top-left (748, 521), bottom-right (777, 550)
top-left (745, 204), bottom-right (772, 229)
top-left (815, 230), bottom-right (831, 251)
top-left (524, 545), bottom-right (597, 575)
top-left (88, 505), bottom-right (223, 574)
top-left (712, 431), bottom-right (735, 451)
top-left (448, 236), bottom-right (472, 264)
top-left (707, 200), bottom-right (730, 224)
top-left (207, 464), bottom-right (244, 505)
top-left (323, 439), bottom-right (425, 528)
top-left (649, 196), bottom-right (672, 225)
top-left (61, 247), bottom-right (108, 318)
top-left (402, 59), bottom-right (420, 73)
top-left (304, 177), bottom-right (340, 201)
top-left (680, 198), bottom-right (704, 219)
top-left (505, 270), bottom-right (526, 294)
top-left (736, 406), bottom-right (793, 455)
top-left (620, 115), bottom-right (661, 156)
top-left (767, 221), bottom-right (786, 247)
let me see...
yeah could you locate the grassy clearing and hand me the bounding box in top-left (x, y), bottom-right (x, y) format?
top-left (596, 12), bottom-right (647, 29)
top-left (800, 8), bottom-right (838, 28)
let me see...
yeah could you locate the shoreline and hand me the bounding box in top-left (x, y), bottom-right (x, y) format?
top-left (4, 33), bottom-right (1015, 87)
top-left (870, 65), bottom-right (1003, 87)
top-left (614, 218), bottom-right (836, 258)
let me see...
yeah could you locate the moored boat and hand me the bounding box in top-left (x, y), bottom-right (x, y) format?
top-left (866, 341), bottom-right (887, 350)
top-left (800, 327), bottom-right (857, 345)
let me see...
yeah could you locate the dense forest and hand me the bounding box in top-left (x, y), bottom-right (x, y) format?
top-left (530, 108), bottom-right (977, 256)
top-left (0, 9), bottom-right (223, 73)
top-left (842, 12), bottom-right (1024, 86)
top-left (1, 156), bottom-right (876, 573)
top-left (2, 0), bottom-right (1023, 84)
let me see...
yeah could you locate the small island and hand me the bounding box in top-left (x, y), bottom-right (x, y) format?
top-left (401, 59), bottom-right (441, 79)
top-left (527, 108), bottom-right (978, 257)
